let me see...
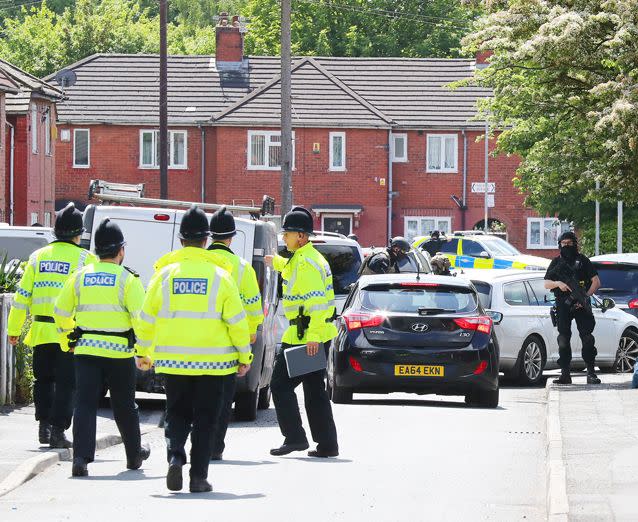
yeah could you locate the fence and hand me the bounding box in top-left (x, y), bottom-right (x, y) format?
top-left (0, 294), bottom-right (15, 406)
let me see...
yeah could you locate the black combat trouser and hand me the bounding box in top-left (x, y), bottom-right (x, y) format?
top-left (164, 374), bottom-right (230, 479)
top-left (271, 343), bottom-right (338, 451)
top-left (73, 355), bottom-right (141, 463)
top-left (556, 300), bottom-right (598, 370)
top-left (32, 343), bottom-right (75, 430)
top-left (210, 374), bottom-right (237, 456)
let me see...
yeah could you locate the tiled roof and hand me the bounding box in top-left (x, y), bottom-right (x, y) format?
top-left (1, 59), bottom-right (63, 114)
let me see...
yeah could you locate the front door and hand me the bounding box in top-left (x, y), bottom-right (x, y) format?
top-left (323, 215), bottom-right (352, 236)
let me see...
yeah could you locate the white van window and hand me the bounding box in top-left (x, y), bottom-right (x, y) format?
top-left (0, 237), bottom-right (49, 261)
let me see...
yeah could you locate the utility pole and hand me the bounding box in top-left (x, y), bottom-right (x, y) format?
top-left (483, 120), bottom-right (489, 233)
top-left (594, 180), bottom-right (600, 255)
top-left (280, 0), bottom-right (293, 218)
top-left (618, 200), bottom-right (623, 253)
top-left (159, 0), bottom-right (168, 199)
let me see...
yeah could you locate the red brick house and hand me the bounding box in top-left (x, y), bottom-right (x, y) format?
top-left (48, 17), bottom-right (561, 255)
top-left (0, 69), bottom-right (19, 221)
top-left (1, 59), bottom-right (63, 226)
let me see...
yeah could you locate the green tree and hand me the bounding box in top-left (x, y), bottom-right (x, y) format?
top-left (461, 0), bottom-right (638, 218)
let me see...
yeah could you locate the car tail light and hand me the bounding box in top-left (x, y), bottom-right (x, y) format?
top-left (473, 361), bottom-right (488, 375)
top-left (628, 299), bottom-right (638, 309)
top-left (349, 356), bottom-right (363, 372)
top-left (453, 316), bottom-right (493, 335)
top-left (342, 312), bottom-right (384, 331)
top-left (154, 214), bottom-right (170, 221)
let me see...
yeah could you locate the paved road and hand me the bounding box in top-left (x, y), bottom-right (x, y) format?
top-left (0, 385), bottom-right (548, 521)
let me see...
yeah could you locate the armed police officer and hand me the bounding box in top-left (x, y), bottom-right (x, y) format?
top-left (419, 230), bottom-right (447, 257)
top-left (8, 203), bottom-right (97, 448)
top-left (208, 206), bottom-right (264, 461)
top-left (544, 231), bottom-right (601, 385)
top-left (54, 218), bottom-right (150, 477)
top-left (359, 236), bottom-right (413, 275)
top-left (265, 206), bottom-right (339, 458)
top-left (136, 206), bottom-right (252, 493)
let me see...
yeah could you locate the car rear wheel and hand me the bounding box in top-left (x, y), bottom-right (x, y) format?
top-left (234, 389), bottom-right (259, 421)
top-left (465, 387), bottom-right (499, 408)
top-left (614, 330), bottom-right (638, 373)
top-left (257, 385), bottom-right (271, 410)
top-left (516, 336), bottom-right (546, 386)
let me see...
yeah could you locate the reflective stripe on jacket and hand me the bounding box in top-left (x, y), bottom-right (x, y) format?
top-left (53, 262), bottom-right (146, 358)
top-left (272, 242), bottom-right (337, 344)
top-left (7, 242), bottom-right (97, 346)
top-left (137, 247), bottom-right (252, 376)
top-left (209, 242), bottom-right (264, 335)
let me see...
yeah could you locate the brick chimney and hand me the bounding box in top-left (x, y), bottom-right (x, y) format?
top-left (216, 13), bottom-right (245, 71)
top-left (475, 50), bottom-right (493, 70)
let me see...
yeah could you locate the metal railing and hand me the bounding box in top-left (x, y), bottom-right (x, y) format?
top-left (0, 294), bottom-right (15, 406)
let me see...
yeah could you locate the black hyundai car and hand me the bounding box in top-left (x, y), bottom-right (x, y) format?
top-left (327, 274), bottom-right (501, 408)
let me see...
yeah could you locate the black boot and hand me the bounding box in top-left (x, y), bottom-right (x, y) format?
top-left (166, 457), bottom-right (183, 492)
top-left (38, 422), bottom-right (51, 444)
top-left (587, 366), bottom-right (601, 385)
top-left (71, 457), bottom-right (88, 477)
top-left (189, 477), bottom-right (212, 493)
top-left (127, 442), bottom-right (151, 470)
top-left (49, 427), bottom-right (72, 449)
top-left (553, 368), bottom-right (572, 385)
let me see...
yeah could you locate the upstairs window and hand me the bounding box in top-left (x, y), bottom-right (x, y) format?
top-left (329, 132), bottom-right (346, 171)
top-left (427, 134), bottom-right (457, 173)
top-left (31, 104), bottom-right (38, 154)
top-left (73, 129), bottom-right (90, 168)
top-left (391, 133), bottom-right (407, 162)
top-left (247, 130), bottom-right (295, 170)
top-left (140, 130), bottom-right (187, 169)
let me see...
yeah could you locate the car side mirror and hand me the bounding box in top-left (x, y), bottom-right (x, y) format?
top-left (601, 297), bottom-right (615, 312)
top-left (486, 310), bottom-right (503, 325)
top-left (478, 251), bottom-right (490, 259)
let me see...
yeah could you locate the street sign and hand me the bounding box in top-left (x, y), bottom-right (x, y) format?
top-left (487, 194), bottom-right (495, 208)
top-left (471, 182), bottom-right (496, 193)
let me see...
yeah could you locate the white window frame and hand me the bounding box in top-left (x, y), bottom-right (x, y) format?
top-left (329, 132), bottom-right (346, 171)
top-left (527, 217), bottom-right (571, 250)
top-left (44, 212), bottom-right (52, 227)
top-left (321, 214), bottom-right (352, 235)
top-left (45, 110), bottom-right (51, 155)
top-left (31, 104), bottom-right (38, 154)
top-left (391, 133), bottom-right (408, 163)
top-left (30, 212), bottom-right (39, 225)
top-left (426, 133), bottom-right (458, 173)
top-left (73, 128), bottom-right (90, 168)
top-left (247, 130), bottom-right (295, 171)
top-left (139, 129), bottom-right (188, 169)
top-left (404, 216), bottom-right (452, 242)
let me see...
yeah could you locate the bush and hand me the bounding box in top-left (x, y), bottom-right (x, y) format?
top-left (14, 320), bottom-right (33, 405)
top-left (579, 216), bottom-right (638, 257)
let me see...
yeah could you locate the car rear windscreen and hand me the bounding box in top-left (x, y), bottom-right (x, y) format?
top-left (313, 245), bottom-right (362, 295)
top-left (361, 285), bottom-right (478, 313)
top-left (595, 265), bottom-right (638, 295)
top-left (0, 237), bottom-right (49, 261)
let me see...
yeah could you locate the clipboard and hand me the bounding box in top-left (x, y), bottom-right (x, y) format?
top-left (283, 344), bottom-right (327, 378)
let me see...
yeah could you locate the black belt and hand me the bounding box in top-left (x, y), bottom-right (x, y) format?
top-left (33, 315), bottom-right (55, 324)
top-left (68, 327), bottom-right (135, 349)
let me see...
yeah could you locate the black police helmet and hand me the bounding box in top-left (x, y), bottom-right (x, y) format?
top-left (209, 206), bottom-right (236, 240)
top-left (557, 231), bottom-right (578, 246)
top-left (94, 218), bottom-right (125, 257)
top-left (179, 205), bottom-right (210, 240)
top-left (281, 206), bottom-right (314, 235)
top-left (54, 202), bottom-right (84, 239)
top-left (390, 236), bottom-right (411, 254)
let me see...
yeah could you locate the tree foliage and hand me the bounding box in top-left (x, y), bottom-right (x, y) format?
top-left (461, 0), bottom-right (638, 221)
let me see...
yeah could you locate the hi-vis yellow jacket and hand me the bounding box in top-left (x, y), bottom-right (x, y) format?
top-left (273, 242), bottom-right (337, 344)
top-left (8, 242), bottom-right (97, 346)
top-left (209, 242), bottom-right (264, 335)
top-left (137, 247), bottom-right (252, 376)
top-left (53, 262), bottom-right (146, 358)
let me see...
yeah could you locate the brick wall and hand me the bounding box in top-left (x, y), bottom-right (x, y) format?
top-left (55, 124), bottom-right (203, 207)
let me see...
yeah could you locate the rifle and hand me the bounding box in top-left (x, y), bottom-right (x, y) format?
top-left (547, 258), bottom-right (591, 312)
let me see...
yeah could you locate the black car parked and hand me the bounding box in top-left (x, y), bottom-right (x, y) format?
top-left (327, 274), bottom-right (501, 408)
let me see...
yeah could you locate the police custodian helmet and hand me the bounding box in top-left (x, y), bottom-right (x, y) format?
top-left (54, 202), bottom-right (84, 239)
top-left (179, 205), bottom-right (210, 240)
top-left (281, 206), bottom-right (314, 235)
top-left (209, 206), bottom-right (236, 240)
top-left (94, 218), bottom-right (125, 257)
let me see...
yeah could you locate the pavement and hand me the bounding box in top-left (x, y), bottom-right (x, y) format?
top-left (0, 386), bottom-right (548, 521)
top-left (545, 372), bottom-right (638, 522)
top-left (0, 395), bottom-right (164, 497)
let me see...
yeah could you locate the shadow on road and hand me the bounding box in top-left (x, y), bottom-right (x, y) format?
top-left (350, 397), bottom-right (506, 411)
top-left (212, 459), bottom-right (277, 466)
top-left (80, 471), bottom-right (164, 481)
top-left (289, 457), bottom-right (352, 463)
top-left (151, 492), bottom-right (265, 500)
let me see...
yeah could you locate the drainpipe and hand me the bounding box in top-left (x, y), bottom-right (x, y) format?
top-left (7, 122), bottom-right (14, 225)
top-left (387, 129), bottom-right (393, 242)
top-left (461, 129), bottom-right (468, 230)
top-left (200, 125), bottom-right (206, 202)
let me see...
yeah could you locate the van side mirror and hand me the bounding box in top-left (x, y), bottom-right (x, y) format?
top-left (486, 310), bottom-right (503, 325)
top-left (601, 297), bottom-right (615, 312)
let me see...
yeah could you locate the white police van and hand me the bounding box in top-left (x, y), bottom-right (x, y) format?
top-left (80, 181), bottom-right (278, 421)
